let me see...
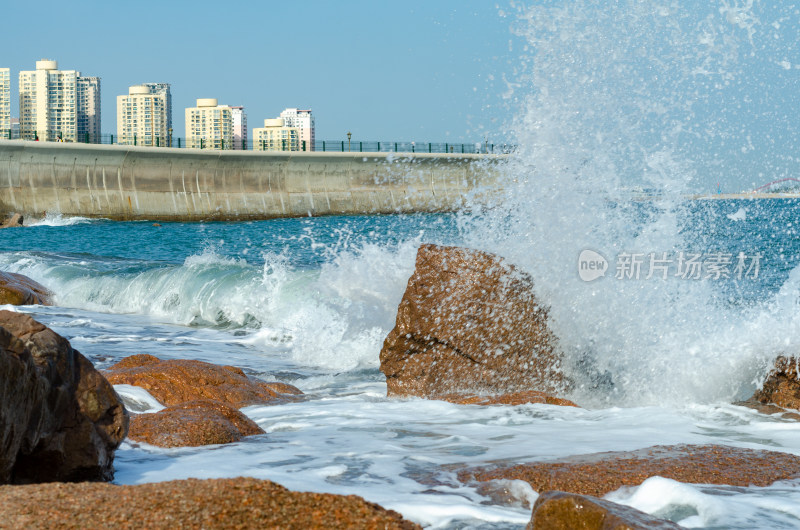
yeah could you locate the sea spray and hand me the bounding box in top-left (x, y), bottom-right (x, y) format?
top-left (461, 1), bottom-right (800, 406)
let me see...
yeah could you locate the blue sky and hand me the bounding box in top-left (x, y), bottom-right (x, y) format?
top-left (3, 1), bottom-right (518, 143)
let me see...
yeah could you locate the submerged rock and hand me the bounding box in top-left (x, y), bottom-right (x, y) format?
top-left (0, 272), bottom-right (52, 306)
top-left (749, 355), bottom-right (800, 410)
top-left (103, 354), bottom-right (302, 408)
top-left (0, 311), bottom-right (128, 483)
top-left (127, 399), bottom-right (265, 447)
top-left (0, 477), bottom-right (421, 529)
top-left (529, 490), bottom-right (682, 529)
top-left (458, 444), bottom-right (800, 498)
top-left (380, 244), bottom-right (568, 401)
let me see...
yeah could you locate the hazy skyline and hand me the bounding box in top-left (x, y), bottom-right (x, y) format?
top-left (3, 1), bottom-right (518, 143)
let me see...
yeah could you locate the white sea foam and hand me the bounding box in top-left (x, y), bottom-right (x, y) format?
top-left (27, 213), bottom-right (94, 227)
top-left (727, 207), bottom-right (748, 221)
top-left (114, 384), bottom-right (165, 413)
top-left (606, 476), bottom-right (800, 529)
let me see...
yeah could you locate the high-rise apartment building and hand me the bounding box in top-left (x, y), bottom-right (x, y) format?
top-left (252, 118), bottom-right (301, 151)
top-left (142, 83), bottom-right (172, 133)
top-left (18, 59), bottom-right (101, 142)
top-left (185, 98), bottom-right (233, 150)
top-left (77, 76), bottom-right (101, 142)
top-left (0, 68), bottom-right (10, 137)
top-left (230, 106), bottom-right (247, 150)
top-left (117, 85), bottom-right (169, 146)
top-left (279, 108), bottom-right (314, 151)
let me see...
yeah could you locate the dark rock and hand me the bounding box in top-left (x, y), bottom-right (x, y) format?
top-left (103, 354), bottom-right (302, 408)
top-left (0, 477), bottom-right (421, 529)
top-left (458, 444), bottom-right (800, 498)
top-left (0, 310), bottom-right (128, 483)
top-left (128, 399), bottom-right (265, 447)
top-left (528, 490), bottom-right (682, 529)
top-left (0, 271), bottom-right (52, 305)
top-left (380, 244), bottom-right (569, 400)
top-left (0, 213), bottom-right (23, 228)
top-left (750, 355), bottom-right (800, 410)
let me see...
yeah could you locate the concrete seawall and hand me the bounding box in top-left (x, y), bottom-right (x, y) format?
top-left (0, 140), bottom-right (504, 221)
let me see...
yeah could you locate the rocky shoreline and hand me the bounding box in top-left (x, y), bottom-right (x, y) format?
top-left (2, 244), bottom-right (800, 528)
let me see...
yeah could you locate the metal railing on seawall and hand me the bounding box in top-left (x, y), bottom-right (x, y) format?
top-left (0, 130), bottom-right (515, 155)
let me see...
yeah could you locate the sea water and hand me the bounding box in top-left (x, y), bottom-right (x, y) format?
top-left (4, 1), bottom-right (800, 527)
top-left (0, 205), bottom-right (799, 529)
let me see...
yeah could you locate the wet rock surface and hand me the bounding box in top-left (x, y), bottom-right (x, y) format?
top-left (380, 244), bottom-right (568, 400)
top-left (127, 399), bottom-right (265, 447)
top-left (0, 310), bottom-right (128, 483)
top-left (528, 490), bottom-right (682, 530)
top-left (749, 355), bottom-right (800, 410)
top-left (0, 477), bottom-right (421, 529)
top-left (104, 354), bottom-right (303, 408)
top-left (0, 271), bottom-right (52, 305)
top-left (436, 390), bottom-right (578, 407)
top-left (459, 444), bottom-right (800, 498)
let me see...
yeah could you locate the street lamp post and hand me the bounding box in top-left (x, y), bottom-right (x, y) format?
top-left (347, 131), bottom-right (352, 152)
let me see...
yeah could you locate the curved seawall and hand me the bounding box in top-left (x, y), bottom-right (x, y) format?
top-left (0, 140), bottom-right (503, 221)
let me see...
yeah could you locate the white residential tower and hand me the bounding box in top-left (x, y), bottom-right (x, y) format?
top-left (117, 85), bottom-right (170, 146)
top-left (0, 68), bottom-right (9, 137)
top-left (279, 108), bottom-right (314, 151)
top-left (18, 59), bottom-right (101, 142)
top-left (185, 98), bottom-right (233, 150)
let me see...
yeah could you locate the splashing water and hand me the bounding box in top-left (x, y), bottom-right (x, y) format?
top-left (461, 1), bottom-right (800, 406)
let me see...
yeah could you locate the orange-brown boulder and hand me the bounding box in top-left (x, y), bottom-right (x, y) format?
top-left (127, 399), bottom-right (265, 448)
top-left (380, 244), bottom-right (568, 400)
top-left (0, 310), bottom-right (128, 483)
top-left (529, 490), bottom-right (682, 529)
top-left (749, 355), bottom-right (800, 410)
top-left (0, 271), bottom-right (52, 305)
top-left (458, 444), bottom-right (800, 498)
top-left (0, 477), bottom-right (421, 529)
top-left (103, 354), bottom-right (302, 408)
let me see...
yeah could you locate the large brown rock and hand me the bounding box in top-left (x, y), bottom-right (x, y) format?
top-left (749, 355), bottom-right (800, 410)
top-left (128, 399), bottom-right (265, 447)
top-left (0, 477), bottom-right (421, 529)
top-left (0, 310), bottom-right (128, 483)
top-left (0, 272), bottom-right (52, 305)
top-left (380, 244), bottom-right (567, 399)
top-left (458, 444), bottom-right (800, 498)
top-left (528, 490), bottom-right (682, 530)
top-left (103, 354), bottom-right (302, 408)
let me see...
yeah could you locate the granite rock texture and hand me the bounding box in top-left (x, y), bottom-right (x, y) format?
top-left (0, 310), bottom-right (128, 483)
